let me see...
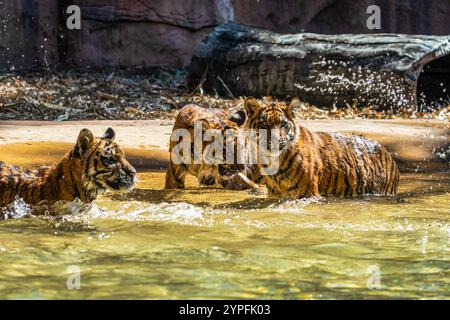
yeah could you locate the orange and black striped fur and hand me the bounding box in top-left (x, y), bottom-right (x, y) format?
top-left (0, 128), bottom-right (136, 207)
top-left (243, 98), bottom-right (400, 198)
top-left (165, 104), bottom-right (260, 190)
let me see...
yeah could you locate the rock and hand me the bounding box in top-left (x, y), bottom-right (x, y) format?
top-left (1, 0), bottom-right (449, 70)
top-left (66, 21), bottom-right (212, 67)
top-left (233, 0), bottom-right (450, 35)
top-left (0, 0), bottom-right (59, 71)
top-left (80, 0), bottom-right (224, 30)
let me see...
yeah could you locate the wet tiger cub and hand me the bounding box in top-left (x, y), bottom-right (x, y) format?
top-left (0, 128), bottom-right (136, 207)
top-left (165, 104), bottom-right (260, 190)
top-left (243, 98), bottom-right (400, 198)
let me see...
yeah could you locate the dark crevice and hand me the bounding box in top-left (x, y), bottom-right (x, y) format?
top-left (417, 54), bottom-right (450, 112)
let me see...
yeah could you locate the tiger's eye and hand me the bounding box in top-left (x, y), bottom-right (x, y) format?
top-left (102, 156), bottom-right (117, 166)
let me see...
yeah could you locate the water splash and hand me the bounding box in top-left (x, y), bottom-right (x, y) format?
top-left (294, 57), bottom-right (448, 112)
top-left (434, 145), bottom-right (450, 162)
top-left (1, 196), bottom-right (32, 219)
top-left (332, 133), bottom-right (381, 157)
top-left (85, 201), bottom-right (207, 226)
top-left (266, 197), bottom-right (323, 214)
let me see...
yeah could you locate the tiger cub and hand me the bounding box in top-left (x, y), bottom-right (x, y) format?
top-left (165, 104), bottom-right (260, 190)
top-left (242, 98), bottom-right (400, 198)
top-left (0, 128), bottom-right (136, 207)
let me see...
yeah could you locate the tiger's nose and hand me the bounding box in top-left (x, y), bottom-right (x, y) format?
top-left (124, 164), bottom-right (137, 178)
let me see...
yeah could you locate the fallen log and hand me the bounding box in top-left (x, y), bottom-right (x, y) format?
top-left (188, 23), bottom-right (450, 111)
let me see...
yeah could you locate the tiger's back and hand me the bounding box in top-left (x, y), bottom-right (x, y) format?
top-left (0, 162), bottom-right (49, 207)
top-left (318, 132), bottom-right (399, 196)
top-left (266, 127), bottom-right (399, 198)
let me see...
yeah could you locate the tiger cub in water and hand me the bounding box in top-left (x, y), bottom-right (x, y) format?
top-left (0, 128), bottom-right (136, 207)
top-left (165, 104), bottom-right (260, 190)
top-left (242, 98), bottom-right (400, 198)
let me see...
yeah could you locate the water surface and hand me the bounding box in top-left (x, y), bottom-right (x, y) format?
top-left (0, 172), bottom-right (449, 299)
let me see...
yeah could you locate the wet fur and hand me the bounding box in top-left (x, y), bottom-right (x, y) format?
top-left (165, 104), bottom-right (260, 190)
top-left (243, 98), bottom-right (400, 198)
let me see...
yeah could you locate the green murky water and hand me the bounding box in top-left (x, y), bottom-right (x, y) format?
top-left (0, 172), bottom-right (449, 299)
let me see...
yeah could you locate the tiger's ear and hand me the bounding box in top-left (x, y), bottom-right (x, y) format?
top-left (285, 97), bottom-right (301, 120)
top-left (197, 119), bottom-right (210, 131)
top-left (76, 128), bottom-right (94, 155)
top-left (243, 98), bottom-right (260, 118)
top-left (102, 127), bottom-right (116, 141)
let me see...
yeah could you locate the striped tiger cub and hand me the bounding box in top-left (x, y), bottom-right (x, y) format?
top-left (0, 128), bottom-right (136, 207)
top-left (165, 104), bottom-right (260, 190)
top-left (242, 98), bottom-right (400, 198)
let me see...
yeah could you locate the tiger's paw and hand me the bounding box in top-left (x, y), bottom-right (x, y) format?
top-left (222, 172), bottom-right (257, 191)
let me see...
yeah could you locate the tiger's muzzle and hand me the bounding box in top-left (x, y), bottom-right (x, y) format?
top-left (107, 164), bottom-right (136, 191)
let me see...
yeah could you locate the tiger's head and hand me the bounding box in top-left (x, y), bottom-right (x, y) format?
top-left (74, 128), bottom-right (136, 199)
top-left (243, 97), bottom-right (300, 151)
top-left (193, 110), bottom-right (248, 185)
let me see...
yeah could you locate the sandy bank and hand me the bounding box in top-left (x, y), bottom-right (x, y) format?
top-left (0, 120), bottom-right (448, 172)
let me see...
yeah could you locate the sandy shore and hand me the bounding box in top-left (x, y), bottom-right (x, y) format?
top-left (0, 119), bottom-right (448, 172)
